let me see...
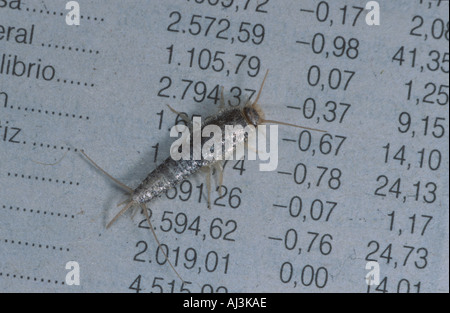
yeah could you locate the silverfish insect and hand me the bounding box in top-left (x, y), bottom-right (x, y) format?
top-left (81, 70), bottom-right (325, 281)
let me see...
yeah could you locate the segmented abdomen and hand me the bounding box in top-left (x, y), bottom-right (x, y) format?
top-left (132, 158), bottom-right (208, 203)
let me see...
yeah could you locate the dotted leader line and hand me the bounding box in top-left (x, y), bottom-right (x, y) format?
top-left (23, 7), bottom-right (105, 22)
top-left (5, 105), bottom-right (90, 120)
top-left (2, 204), bottom-right (76, 219)
top-left (7, 172), bottom-right (80, 186)
top-left (24, 141), bottom-right (79, 153)
top-left (41, 43), bottom-right (100, 55)
top-left (56, 78), bottom-right (95, 88)
top-left (0, 272), bottom-right (65, 285)
top-left (1, 238), bottom-right (70, 252)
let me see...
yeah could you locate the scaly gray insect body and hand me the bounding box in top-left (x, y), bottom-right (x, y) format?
top-left (81, 71), bottom-right (324, 282)
top-left (132, 106), bottom-right (250, 204)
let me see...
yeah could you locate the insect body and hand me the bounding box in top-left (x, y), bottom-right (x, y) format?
top-left (133, 105), bottom-right (252, 204)
top-left (81, 71), bottom-right (324, 281)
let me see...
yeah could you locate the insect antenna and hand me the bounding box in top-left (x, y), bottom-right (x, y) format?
top-left (251, 70), bottom-right (269, 107)
top-left (140, 203), bottom-right (186, 283)
top-left (250, 70), bottom-right (326, 133)
top-left (260, 118), bottom-right (327, 133)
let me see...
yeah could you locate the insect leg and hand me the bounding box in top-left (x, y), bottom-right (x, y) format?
top-left (200, 167), bottom-right (213, 209)
top-left (131, 206), bottom-right (140, 219)
top-left (205, 166), bottom-right (212, 209)
top-left (140, 203), bottom-right (185, 283)
top-left (213, 162), bottom-right (224, 197)
top-left (249, 124), bottom-right (267, 155)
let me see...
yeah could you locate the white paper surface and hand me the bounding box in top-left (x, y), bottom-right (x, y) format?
top-left (0, 0), bottom-right (448, 292)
